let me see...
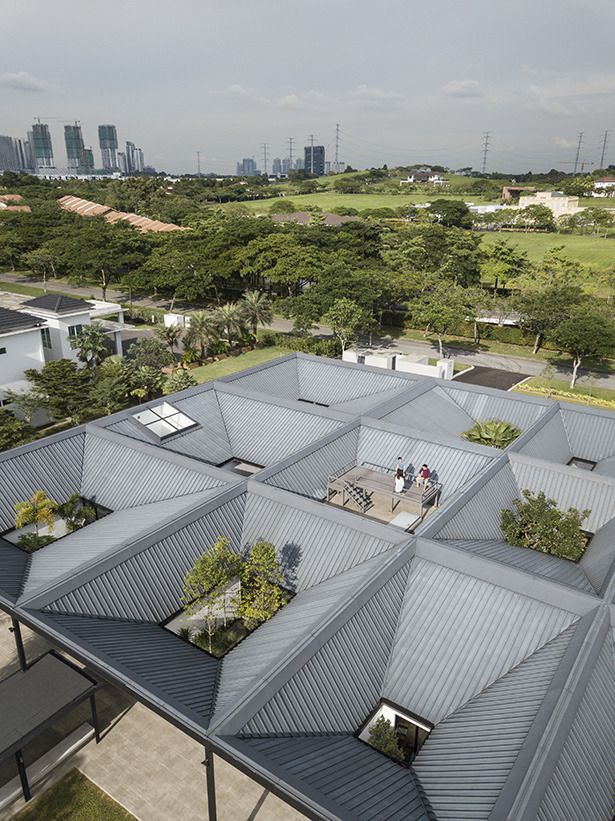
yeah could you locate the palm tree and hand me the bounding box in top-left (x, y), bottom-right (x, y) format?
top-left (154, 324), bottom-right (183, 369)
top-left (215, 302), bottom-right (246, 348)
top-left (14, 490), bottom-right (58, 538)
top-left (70, 323), bottom-right (110, 370)
top-left (462, 419), bottom-right (521, 449)
top-left (241, 291), bottom-right (273, 342)
top-left (184, 311), bottom-right (220, 363)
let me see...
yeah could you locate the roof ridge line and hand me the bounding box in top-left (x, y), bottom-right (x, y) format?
top-left (208, 542), bottom-right (412, 735)
top-left (507, 401), bottom-right (560, 453)
top-left (509, 450), bottom-right (615, 488)
top-left (366, 377), bottom-right (436, 418)
top-left (488, 605), bottom-right (610, 821)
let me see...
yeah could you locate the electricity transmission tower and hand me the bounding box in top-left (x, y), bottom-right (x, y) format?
top-left (261, 143), bottom-right (269, 175)
top-left (599, 130), bottom-right (610, 169)
top-left (481, 132), bottom-right (490, 174)
top-left (573, 132), bottom-right (584, 174)
top-left (308, 134), bottom-right (315, 175)
top-left (287, 137), bottom-right (294, 170)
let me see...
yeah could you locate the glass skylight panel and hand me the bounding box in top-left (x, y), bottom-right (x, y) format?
top-left (132, 402), bottom-right (196, 439)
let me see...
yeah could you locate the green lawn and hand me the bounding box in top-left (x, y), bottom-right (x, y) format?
top-left (514, 377), bottom-right (615, 410)
top-left (190, 347), bottom-right (289, 383)
top-left (234, 191), bottom-right (496, 214)
top-left (14, 769), bottom-right (135, 821)
top-left (480, 231), bottom-right (615, 272)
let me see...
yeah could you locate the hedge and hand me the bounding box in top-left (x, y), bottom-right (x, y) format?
top-left (259, 331), bottom-right (342, 357)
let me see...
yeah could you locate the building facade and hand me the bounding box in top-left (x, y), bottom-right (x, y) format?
top-left (98, 124), bottom-right (119, 171)
top-left (31, 122), bottom-right (54, 169)
top-left (304, 144), bottom-right (325, 176)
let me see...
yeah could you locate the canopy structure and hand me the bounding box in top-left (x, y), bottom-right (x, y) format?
top-left (0, 651), bottom-right (99, 803)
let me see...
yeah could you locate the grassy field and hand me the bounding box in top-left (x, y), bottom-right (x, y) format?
top-left (514, 377), bottom-right (615, 410)
top-left (14, 769), bottom-right (135, 821)
top-left (190, 347), bottom-right (288, 383)
top-left (480, 231), bottom-right (615, 271)
top-left (235, 191), bottom-right (497, 214)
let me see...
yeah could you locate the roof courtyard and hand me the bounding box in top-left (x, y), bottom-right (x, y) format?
top-left (0, 352), bottom-right (612, 821)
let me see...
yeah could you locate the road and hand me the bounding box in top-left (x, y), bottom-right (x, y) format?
top-left (2, 272), bottom-right (613, 390)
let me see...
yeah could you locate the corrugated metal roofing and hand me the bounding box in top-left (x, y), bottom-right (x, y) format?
top-left (0, 432), bottom-right (85, 531)
top-left (414, 624), bottom-right (575, 821)
top-left (435, 463), bottom-right (519, 541)
top-left (81, 432), bottom-right (226, 509)
top-left (240, 563), bottom-right (409, 735)
top-left (593, 454), bottom-right (615, 478)
top-left (45, 613), bottom-right (219, 727)
top-left (298, 357), bottom-right (412, 406)
top-left (579, 517), bottom-right (615, 595)
top-left (535, 629), bottom-right (615, 821)
top-left (241, 492), bottom-right (399, 592)
top-left (21, 492), bottom-right (215, 601)
top-left (45, 493), bottom-right (247, 621)
top-left (242, 735), bottom-right (433, 821)
top-left (443, 539), bottom-right (595, 593)
top-left (0, 538), bottom-right (29, 601)
top-left (510, 456), bottom-right (615, 532)
top-left (330, 384), bottom-right (419, 416)
top-left (0, 307), bottom-right (42, 334)
top-left (441, 384), bottom-right (548, 431)
top-left (561, 407), bottom-right (615, 462)
top-left (263, 428), bottom-right (361, 500)
top-left (214, 552), bottom-right (388, 719)
top-left (517, 412), bottom-right (572, 464)
top-left (377, 386), bottom-right (474, 438)
top-left (357, 426), bottom-right (493, 500)
top-left (223, 357), bottom-right (301, 400)
top-left (218, 391), bottom-right (344, 465)
top-left (383, 558), bottom-right (578, 724)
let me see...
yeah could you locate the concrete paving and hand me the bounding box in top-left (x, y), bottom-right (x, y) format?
top-left (0, 613), bottom-right (302, 821)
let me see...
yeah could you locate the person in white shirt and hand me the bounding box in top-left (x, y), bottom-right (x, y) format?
top-left (394, 468), bottom-right (405, 494)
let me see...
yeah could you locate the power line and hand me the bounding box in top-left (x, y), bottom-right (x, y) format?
top-left (481, 131), bottom-right (491, 174)
top-left (261, 142), bottom-right (269, 175)
top-left (599, 130), bottom-right (610, 169)
top-left (334, 123), bottom-right (341, 172)
top-left (573, 132), bottom-right (584, 175)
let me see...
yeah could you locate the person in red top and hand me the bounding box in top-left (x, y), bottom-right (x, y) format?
top-left (415, 464), bottom-right (431, 488)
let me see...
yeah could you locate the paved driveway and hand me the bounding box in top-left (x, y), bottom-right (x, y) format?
top-left (454, 366), bottom-right (531, 391)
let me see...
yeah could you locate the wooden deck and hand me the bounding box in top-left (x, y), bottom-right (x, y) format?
top-left (327, 464), bottom-right (440, 518)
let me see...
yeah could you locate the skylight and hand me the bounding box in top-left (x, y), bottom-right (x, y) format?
top-left (132, 402), bottom-right (197, 439)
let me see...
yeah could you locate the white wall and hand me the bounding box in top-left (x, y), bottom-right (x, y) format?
top-left (0, 328), bottom-right (45, 399)
top-left (43, 313), bottom-right (92, 361)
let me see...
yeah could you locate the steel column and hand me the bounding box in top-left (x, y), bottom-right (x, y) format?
top-left (204, 744), bottom-right (217, 821)
top-left (10, 618), bottom-right (27, 671)
top-left (15, 749), bottom-right (31, 802)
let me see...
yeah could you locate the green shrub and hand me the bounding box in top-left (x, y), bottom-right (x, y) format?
top-left (258, 331), bottom-right (341, 358)
top-left (367, 715), bottom-right (404, 763)
top-left (462, 419), bottom-right (521, 449)
top-left (501, 489), bottom-right (590, 561)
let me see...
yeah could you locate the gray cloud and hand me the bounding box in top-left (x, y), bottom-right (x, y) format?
top-left (0, 71), bottom-right (49, 92)
top-left (442, 80), bottom-right (483, 98)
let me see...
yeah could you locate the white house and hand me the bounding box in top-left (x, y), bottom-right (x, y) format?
top-left (400, 171), bottom-right (448, 186)
top-left (517, 190), bottom-right (583, 218)
top-left (0, 308), bottom-right (47, 405)
top-left (593, 177), bottom-right (615, 196)
top-left (20, 294), bottom-right (123, 364)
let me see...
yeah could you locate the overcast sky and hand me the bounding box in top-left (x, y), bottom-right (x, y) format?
top-left (2, 0), bottom-right (615, 174)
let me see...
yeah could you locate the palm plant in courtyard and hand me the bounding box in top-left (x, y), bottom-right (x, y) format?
top-left (241, 290), bottom-right (273, 342)
top-left (462, 419), bottom-right (521, 449)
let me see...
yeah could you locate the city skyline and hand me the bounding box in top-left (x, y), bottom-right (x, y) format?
top-left (1, 1), bottom-right (615, 174)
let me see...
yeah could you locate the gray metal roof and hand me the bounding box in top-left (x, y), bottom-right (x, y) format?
top-left (0, 306), bottom-right (42, 334)
top-left (561, 405), bottom-right (615, 461)
top-left (382, 557), bottom-right (578, 724)
top-left (0, 537), bottom-right (30, 603)
top-left (239, 735), bottom-right (434, 821)
top-left (516, 410), bottom-right (572, 464)
top-left (413, 623), bottom-right (576, 820)
top-left (23, 294), bottom-right (93, 314)
top-left (579, 517), bottom-right (615, 595)
top-left (442, 539), bottom-right (594, 593)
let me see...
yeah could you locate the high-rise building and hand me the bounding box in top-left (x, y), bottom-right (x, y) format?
top-left (271, 157), bottom-right (282, 176)
top-left (281, 157), bottom-right (291, 175)
top-left (0, 136), bottom-right (20, 172)
top-left (81, 147), bottom-right (95, 172)
top-left (98, 124), bottom-right (119, 170)
top-left (31, 122), bottom-right (54, 168)
top-left (125, 141), bottom-right (137, 173)
top-left (134, 148), bottom-right (145, 173)
top-left (294, 157), bottom-right (304, 171)
top-left (117, 151), bottom-right (128, 175)
top-left (304, 144), bottom-right (325, 176)
top-left (64, 123), bottom-right (85, 170)
top-left (236, 158), bottom-right (258, 176)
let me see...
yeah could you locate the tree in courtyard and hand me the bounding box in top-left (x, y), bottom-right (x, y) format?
top-left (70, 323), bottom-right (110, 370)
top-left (367, 716), bottom-right (404, 763)
top-left (163, 368), bottom-right (197, 395)
top-left (241, 290), bottom-right (273, 341)
top-left (553, 314), bottom-right (615, 388)
top-left (14, 490), bottom-right (58, 552)
top-left (501, 490), bottom-right (590, 561)
top-left (0, 409), bottom-right (32, 452)
top-left (462, 419), bottom-right (521, 449)
top-left (58, 493), bottom-right (96, 533)
top-left (407, 282), bottom-right (469, 358)
top-left (238, 541), bottom-right (285, 629)
top-left (321, 298), bottom-right (366, 355)
top-left (183, 311), bottom-right (220, 363)
top-left (24, 360), bottom-right (92, 422)
top-left (2, 389), bottom-right (46, 426)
